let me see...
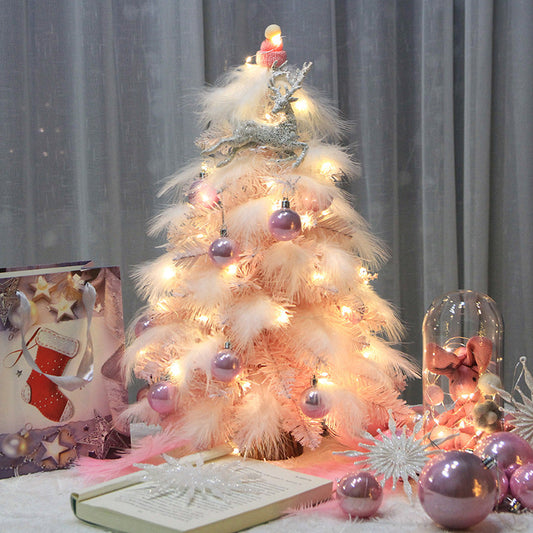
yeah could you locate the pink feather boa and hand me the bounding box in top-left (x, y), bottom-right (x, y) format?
top-left (76, 430), bottom-right (191, 482)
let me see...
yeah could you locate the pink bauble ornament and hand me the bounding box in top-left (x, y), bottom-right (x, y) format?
top-left (187, 179), bottom-right (219, 208)
top-left (424, 384), bottom-right (444, 406)
top-left (134, 314), bottom-right (154, 338)
top-left (418, 451), bottom-right (497, 530)
top-left (208, 235), bottom-right (240, 268)
top-left (510, 464), bottom-right (533, 509)
top-left (211, 344), bottom-right (241, 382)
top-left (301, 193), bottom-right (333, 213)
top-left (147, 381), bottom-right (177, 414)
top-left (337, 471), bottom-right (383, 518)
top-left (1, 432), bottom-right (28, 458)
top-left (269, 199), bottom-right (302, 241)
top-left (496, 467), bottom-right (510, 504)
top-left (474, 431), bottom-right (533, 476)
top-left (299, 382), bottom-right (330, 418)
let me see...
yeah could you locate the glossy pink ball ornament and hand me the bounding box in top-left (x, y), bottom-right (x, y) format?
top-left (336, 471), bottom-right (383, 518)
top-left (474, 431), bottom-right (533, 476)
top-left (211, 343), bottom-right (241, 382)
top-left (424, 384), bottom-right (444, 406)
top-left (496, 466), bottom-right (510, 504)
top-left (134, 314), bottom-right (155, 338)
top-left (147, 381), bottom-right (177, 414)
top-left (269, 199), bottom-right (301, 241)
top-left (301, 192), bottom-right (333, 213)
top-left (299, 377), bottom-right (330, 418)
top-left (208, 230), bottom-right (240, 268)
top-left (187, 179), bottom-right (219, 208)
top-left (418, 450), bottom-right (497, 530)
top-left (510, 463), bottom-right (533, 509)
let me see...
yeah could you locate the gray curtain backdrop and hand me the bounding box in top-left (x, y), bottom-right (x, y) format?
top-left (1, 0), bottom-right (532, 404)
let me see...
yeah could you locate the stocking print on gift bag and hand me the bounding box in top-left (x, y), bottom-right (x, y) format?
top-left (9, 283), bottom-right (96, 424)
top-left (21, 328), bottom-right (80, 423)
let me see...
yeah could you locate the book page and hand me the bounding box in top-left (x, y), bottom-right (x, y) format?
top-left (80, 456), bottom-right (331, 532)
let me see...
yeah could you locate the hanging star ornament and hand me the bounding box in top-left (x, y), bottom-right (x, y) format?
top-left (497, 356), bottom-right (533, 445)
top-left (0, 278), bottom-right (19, 326)
top-left (334, 411), bottom-right (452, 501)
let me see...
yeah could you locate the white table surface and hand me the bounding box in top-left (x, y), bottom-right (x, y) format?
top-left (1, 453), bottom-right (532, 532)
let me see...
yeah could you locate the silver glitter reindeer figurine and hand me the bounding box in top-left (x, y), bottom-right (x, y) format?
top-left (202, 61), bottom-right (312, 167)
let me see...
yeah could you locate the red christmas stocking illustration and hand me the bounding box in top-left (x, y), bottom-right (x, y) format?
top-left (21, 328), bottom-right (80, 422)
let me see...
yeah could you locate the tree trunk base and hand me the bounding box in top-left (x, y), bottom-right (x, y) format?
top-left (240, 432), bottom-right (303, 461)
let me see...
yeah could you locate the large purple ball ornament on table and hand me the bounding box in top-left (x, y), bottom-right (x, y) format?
top-left (418, 450), bottom-right (497, 530)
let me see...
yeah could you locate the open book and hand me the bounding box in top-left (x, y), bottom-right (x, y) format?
top-left (71, 446), bottom-right (332, 533)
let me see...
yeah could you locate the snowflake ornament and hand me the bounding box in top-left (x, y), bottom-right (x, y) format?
top-left (334, 411), bottom-right (448, 501)
top-left (135, 454), bottom-right (260, 504)
top-left (497, 356), bottom-right (533, 445)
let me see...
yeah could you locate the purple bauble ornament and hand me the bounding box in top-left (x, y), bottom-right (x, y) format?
top-left (211, 344), bottom-right (241, 382)
top-left (510, 463), bottom-right (533, 509)
top-left (496, 466), bottom-right (510, 504)
top-left (418, 450), bottom-right (497, 530)
top-left (187, 179), bottom-right (219, 208)
top-left (337, 471), bottom-right (383, 518)
top-left (269, 199), bottom-right (301, 241)
top-left (301, 192), bottom-right (333, 213)
top-left (474, 431), bottom-right (533, 476)
top-left (208, 236), bottom-right (240, 268)
top-left (147, 381), bottom-right (177, 414)
top-left (299, 383), bottom-right (330, 418)
top-left (134, 314), bottom-right (154, 338)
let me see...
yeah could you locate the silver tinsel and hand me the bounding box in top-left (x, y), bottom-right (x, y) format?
top-left (134, 454), bottom-right (260, 504)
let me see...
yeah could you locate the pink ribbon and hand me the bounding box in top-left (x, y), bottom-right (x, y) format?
top-left (426, 336), bottom-right (493, 401)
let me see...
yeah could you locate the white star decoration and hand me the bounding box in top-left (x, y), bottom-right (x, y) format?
top-left (335, 411), bottom-right (448, 501)
top-left (30, 276), bottom-right (56, 302)
top-left (41, 433), bottom-right (70, 464)
top-left (498, 356), bottom-right (533, 445)
top-left (135, 455), bottom-right (260, 504)
top-left (49, 295), bottom-right (76, 321)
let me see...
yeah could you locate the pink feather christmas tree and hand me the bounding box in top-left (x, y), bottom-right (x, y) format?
top-left (123, 25), bottom-right (418, 460)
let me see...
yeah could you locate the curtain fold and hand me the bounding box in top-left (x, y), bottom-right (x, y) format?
top-left (1, 0), bottom-right (532, 402)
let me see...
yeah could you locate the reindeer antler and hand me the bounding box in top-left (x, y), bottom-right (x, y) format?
top-left (285, 62), bottom-right (312, 99)
top-left (268, 61), bottom-right (313, 105)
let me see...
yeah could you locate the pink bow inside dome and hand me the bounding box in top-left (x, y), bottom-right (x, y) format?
top-left (426, 336), bottom-right (493, 402)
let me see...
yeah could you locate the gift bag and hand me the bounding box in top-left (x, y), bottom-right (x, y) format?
top-left (0, 263), bottom-right (129, 478)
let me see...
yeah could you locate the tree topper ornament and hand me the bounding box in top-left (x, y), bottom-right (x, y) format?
top-left (201, 62), bottom-right (312, 168)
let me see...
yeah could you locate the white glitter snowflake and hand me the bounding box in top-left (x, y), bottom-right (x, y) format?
top-left (334, 411), bottom-right (448, 501)
top-left (498, 356), bottom-right (533, 445)
top-left (135, 454), bottom-right (259, 504)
